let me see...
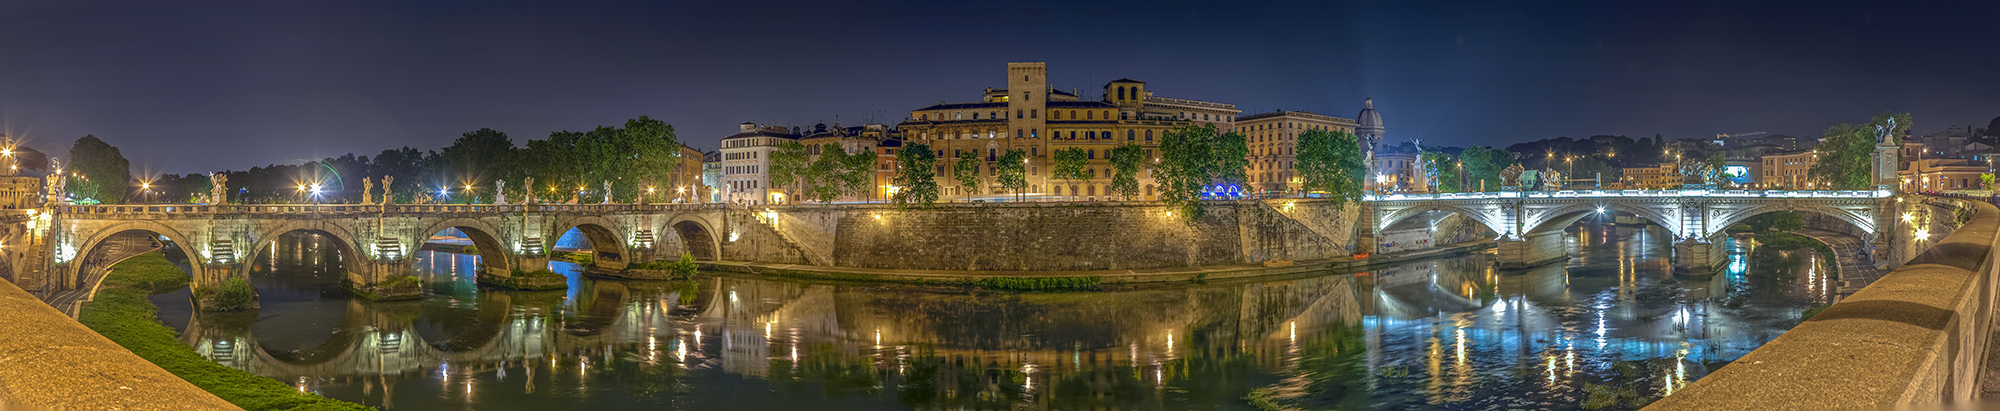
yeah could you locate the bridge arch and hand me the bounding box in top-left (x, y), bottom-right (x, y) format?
top-left (554, 215), bottom-right (631, 271)
top-left (417, 217), bottom-right (514, 274)
top-left (1522, 202), bottom-right (1679, 236)
top-left (1377, 203), bottom-right (1507, 238)
top-left (1705, 203), bottom-right (1877, 238)
top-left (668, 215), bottom-right (720, 261)
top-left (245, 221), bottom-right (366, 284)
top-left (70, 221), bottom-right (207, 286)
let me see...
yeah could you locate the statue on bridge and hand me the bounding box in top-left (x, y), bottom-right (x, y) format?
top-left (494, 179), bottom-right (507, 205)
top-left (46, 158), bottom-right (65, 205)
top-left (1500, 163), bottom-right (1525, 188)
top-left (381, 175), bottom-right (395, 205)
top-left (208, 172), bottom-right (228, 205)
top-left (1542, 169), bottom-right (1562, 191)
top-left (602, 180), bottom-right (613, 204)
top-left (523, 177), bottom-right (535, 204)
top-left (1678, 156), bottom-right (1719, 185)
top-left (360, 177), bottom-right (373, 205)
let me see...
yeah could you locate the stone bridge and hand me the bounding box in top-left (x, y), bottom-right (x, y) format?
top-left (1364, 188), bottom-right (1896, 274)
top-left (7, 203), bottom-right (815, 300)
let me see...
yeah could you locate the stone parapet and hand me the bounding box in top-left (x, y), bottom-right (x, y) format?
top-left (1645, 195), bottom-right (2000, 409)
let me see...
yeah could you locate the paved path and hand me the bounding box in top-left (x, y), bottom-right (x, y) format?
top-left (42, 232), bottom-right (159, 317)
top-left (0, 278), bottom-right (238, 410)
top-left (1791, 228), bottom-right (1879, 295)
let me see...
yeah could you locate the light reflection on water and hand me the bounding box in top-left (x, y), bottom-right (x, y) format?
top-left (147, 223), bottom-right (1833, 410)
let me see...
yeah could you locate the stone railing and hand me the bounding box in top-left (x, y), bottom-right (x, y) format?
top-left (1646, 195), bottom-right (2000, 409)
top-left (1368, 188), bottom-right (1890, 200)
top-left (52, 202), bottom-right (730, 217)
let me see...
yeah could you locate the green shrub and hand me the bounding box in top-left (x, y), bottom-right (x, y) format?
top-left (509, 268), bottom-right (566, 278)
top-left (193, 278), bottom-right (256, 311)
top-left (1727, 223), bottom-right (1754, 233)
top-left (80, 252), bottom-right (369, 410)
top-left (377, 274), bottom-right (421, 289)
top-left (1801, 303), bottom-right (1833, 320)
top-left (973, 276), bottom-right (1102, 291)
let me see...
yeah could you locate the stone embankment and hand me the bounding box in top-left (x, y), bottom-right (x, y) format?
top-left (758, 199), bottom-right (1365, 272)
top-left (0, 280), bottom-right (237, 410)
top-left (1647, 196), bottom-right (2000, 409)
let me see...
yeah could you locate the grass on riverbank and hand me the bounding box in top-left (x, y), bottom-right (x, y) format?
top-left (973, 276), bottom-right (1102, 291)
top-left (77, 252), bottom-right (371, 411)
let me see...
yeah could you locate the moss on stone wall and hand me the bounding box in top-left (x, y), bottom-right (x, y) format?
top-left (78, 252), bottom-right (370, 410)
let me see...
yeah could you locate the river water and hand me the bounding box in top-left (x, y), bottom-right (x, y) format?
top-left (148, 222), bottom-right (1833, 410)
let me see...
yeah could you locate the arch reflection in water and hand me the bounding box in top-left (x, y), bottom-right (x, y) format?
top-left (156, 223), bottom-right (1831, 410)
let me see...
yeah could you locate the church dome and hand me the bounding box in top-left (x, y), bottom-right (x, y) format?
top-left (1356, 97), bottom-right (1385, 138)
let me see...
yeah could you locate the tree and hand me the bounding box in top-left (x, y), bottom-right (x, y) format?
top-left (805, 143), bottom-right (849, 203)
top-left (1108, 144), bottom-right (1144, 200)
top-left (440, 128), bottom-right (518, 193)
top-left (768, 141), bottom-right (810, 203)
top-left (1211, 130), bottom-right (1250, 190)
top-left (1422, 149), bottom-right (1459, 193)
top-left (1810, 112), bottom-right (1912, 190)
top-left (1461, 146), bottom-right (1512, 192)
top-left (1983, 173), bottom-right (1996, 191)
top-left (952, 150), bottom-right (981, 197)
top-left (1051, 147), bottom-right (1090, 198)
top-left (996, 148), bottom-right (1028, 201)
top-left (1772, 211), bottom-right (1804, 231)
top-left (1156, 124), bottom-right (1227, 220)
top-left (68, 135), bottom-right (131, 204)
top-left (1295, 129), bottom-right (1367, 207)
top-left (893, 142), bottom-right (940, 208)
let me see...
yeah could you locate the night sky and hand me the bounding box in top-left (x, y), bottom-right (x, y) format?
top-left (2, 0), bottom-right (1996, 175)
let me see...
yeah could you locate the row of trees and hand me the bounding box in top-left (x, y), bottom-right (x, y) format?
top-left (75, 116), bottom-right (687, 205)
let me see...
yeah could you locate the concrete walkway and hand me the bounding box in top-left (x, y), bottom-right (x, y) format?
top-left (701, 240), bottom-right (1496, 284)
top-left (1791, 228), bottom-right (1880, 295)
top-left (0, 279), bottom-right (237, 410)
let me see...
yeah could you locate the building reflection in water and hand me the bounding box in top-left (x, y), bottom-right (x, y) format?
top-left (158, 224), bottom-right (1834, 410)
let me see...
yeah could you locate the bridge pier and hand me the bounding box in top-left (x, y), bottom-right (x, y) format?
top-left (347, 259), bottom-right (420, 301)
top-left (1673, 237), bottom-right (1728, 276)
top-left (1495, 231), bottom-right (1567, 269)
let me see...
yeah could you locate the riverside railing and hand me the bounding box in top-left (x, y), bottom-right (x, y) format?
top-left (1646, 195), bottom-right (2000, 409)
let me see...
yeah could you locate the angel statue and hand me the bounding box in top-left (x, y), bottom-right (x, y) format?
top-left (523, 177), bottom-right (536, 204)
top-left (1500, 163), bottom-right (1526, 187)
top-left (602, 180), bottom-right (613, 204)
top-left (381, 175), bottom-right (396, 205)
top-left (494, 179), bottom-right (507, 205)
top-left (1875, 117), bottom-right (1899, 144)
top-left (360, 177), bottom-right (374, 205)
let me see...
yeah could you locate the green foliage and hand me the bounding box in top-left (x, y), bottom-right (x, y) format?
top-left (804, 143), bottom-right (873, 203)
top-left (893, 142), bottom-right (940, 208)
top-left (1811, 112), bottom-right (1912, 190)
top-left (1567, 156), bottom-right (1618, 186)
top-left (1771, 211), bottom-right (1804, 231)
top-left (441, 128), bottom-right (519, 197)
top-left (509, 268), bottom-right (567, 278)
top-left (1295, 128), bottom-right (1367, 208)
top-left (972, 276), bottom-right (1102, 291)
top-left (1107, 144), bottom-right (1144, 200)
top-left (79, 252), bottom-right (369, 410)
top-left (1460, 146), bottom-right (1513, 191)
top-left (377, 274), bottom-right (421, 289)
top-left (1581, 382), bottom-right (1643, 409)
top-left (1155, 124), bottom-right (1249, 221)
top-left (1755, 231), bottom-right (1828, 251)
top-left (768, 141), bottom-right (811, 202)
top-left (1983, 173), bottom-right (1995, 190)
top-left (671, 252), bottom-right (699, 279)
top-left (1423, 150), bottom-right (1458, 192)
top-left (1801, 303), bottom-right (1833, 321)
top-left (192, 278), bottom-right (256, 311)
top-left (1051, 147), bottom-right (1090, 195)
top-left (996, 148), bottom-right (1028, 199)
top-left (1727, 223), bottom-right (1755, 233)
top-left (952, 150), bottom-right (981, 196)
top-left (69, 135), bottom-right (132, 204)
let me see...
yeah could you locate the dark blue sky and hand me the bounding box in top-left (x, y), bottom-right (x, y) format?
top-left (2, 0), bottom-right (1996, 174)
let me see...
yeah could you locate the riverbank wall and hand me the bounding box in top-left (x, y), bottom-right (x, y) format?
top-left (756, 199), bottom-right (1364, 272)
top-left (1647, 195), bottom-right (2000, 409)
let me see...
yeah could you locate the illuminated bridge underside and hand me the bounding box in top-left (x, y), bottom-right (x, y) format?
top-left (1366, 189), bottom-right (1894, 273)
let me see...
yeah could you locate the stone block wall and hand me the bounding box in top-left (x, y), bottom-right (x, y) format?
top-left (760, 200), bottom-right (1358, 272)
